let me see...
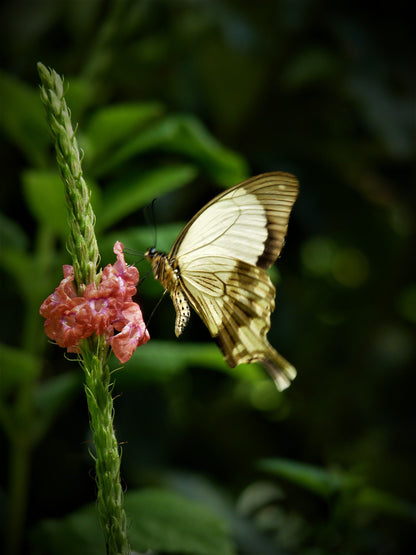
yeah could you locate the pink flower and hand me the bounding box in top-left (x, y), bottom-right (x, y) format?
top-left (40, 241), bottom-right (149, 362)
top-left (109, 302), bottom-right (150, 363)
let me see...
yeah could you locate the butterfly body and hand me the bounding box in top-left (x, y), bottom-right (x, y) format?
top-left (145, 248), bottom-right (192, 336)
top-left (145, 172), bottom-right (299, 390)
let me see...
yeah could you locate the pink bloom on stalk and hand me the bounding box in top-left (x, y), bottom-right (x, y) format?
top-left (40, 241), bottom-right (149, 362)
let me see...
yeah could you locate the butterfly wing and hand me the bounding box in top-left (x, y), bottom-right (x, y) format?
top-left (169, 172), bottom-right (299, 390)
top-left (178, 256), bottom-right (296, 390)
top-left (170, 172), bottom-right (298, 269)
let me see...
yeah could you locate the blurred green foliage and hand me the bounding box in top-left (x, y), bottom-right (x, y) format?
top-left (0, 1), bottom-right (415, 554)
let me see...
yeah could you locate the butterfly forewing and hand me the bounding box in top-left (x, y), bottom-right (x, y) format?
top-left (170, 172), bottom-right (298, 270)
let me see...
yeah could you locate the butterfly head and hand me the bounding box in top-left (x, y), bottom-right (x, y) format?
top-left (145, 246), bottom-right (157, 257)
top-left (144, 246), bottom-right (160, 273)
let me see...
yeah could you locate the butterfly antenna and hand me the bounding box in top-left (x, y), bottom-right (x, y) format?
top-left (144, 198), bottom-right (158, 248)
top-left (123, 250), bottom-right (145, 265)
top-left (146, 289), bottom-right (168, 327)
top-left (151, 198), bottom-right (158, 247)
top-left (138, 266), bottom-right (154, 286)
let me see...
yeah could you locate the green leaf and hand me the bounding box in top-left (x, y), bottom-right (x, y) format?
top-left (97, 164), bottom-right (197, 231)
top-left (22, 170), bottom-right (101, 238)
top-left (35, 372), bottom-right (81, 427)
top-left (259, 457), bottom-right (359, 498)
top-left (83, 101), bottom-right (164, 169)
top-left (31, 489), bottom-right (235, 555)
top-left (126, 489), bottom-right (235, 555)
top-left (260, 458), bottom-right (416, 521)
top-left (0, 247), bottom-right (36, 300)
top-left (113, 341), bottom-right (227, 382)
top-left (0, 343), bottom-right (41, 397)
top-left (154, 114), bottom-right (248, 185)
top-left (31, 503), bottom-right (104, 555)
top-left (0, 70), bottom-right (49, 167)
top-left (0, 241), bottom-right (59, 305)
top-left (112, 341), bottom-right (265, 386)
top-left (91, 113), bottom-right (248, 185)
top-left (22, 170), bottom-right (67, 236)
top-left (162, 472), bottom-right (279, 555)
top-left (0, 212), bottom-right (29, 251)
top-left (356, 487), bottom-right (416, 521)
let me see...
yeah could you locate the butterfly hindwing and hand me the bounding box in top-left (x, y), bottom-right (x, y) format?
top-left (179, 257), bottom-right (274, 336)
top-left (178, 256), bottom-right (296, 390)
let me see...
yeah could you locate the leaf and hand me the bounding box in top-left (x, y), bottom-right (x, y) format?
top-left (114, 341), bottom-right (227, 382)
top-left (0, 247), bottom-right (36, 300)
top-left (97, 164), bottom-right (197, 231)
top-left (22, 170), bottom-right (101, 238)
top-left (112, 341), bottom-right (265, 386)
top-left (259, 457), bottom-right (359, 498)
top-left (0, 343), bottom-right (42, 397)
top-left (260, 458), bottom-right (416, 521)
top-left (126, 489), bottom-right (235, 555)
top-left (31, 489), bottom-right (235, 555)
top-left (35, 372), bottom-right (82, 427)
top-left (0, 212), bottom-right (29, 251)
top-left (31, 503), bottom-right (104, 555)
top-left (0, 70), bottom-right (49, 167)
top-left (90, 113), bottom-right (248, 186)
top-left (153, 114), bottom-right (248, 185)
top-left (356, 487), bottom-right (416, 521)
top-left (22, 170), bottom-right (67, 237)
top-left (163, 471), bottom-right (281, 555)
top-left (0, 241), bottom-right (61, 306)
top-left (83, 101), bottom-right (164, 169)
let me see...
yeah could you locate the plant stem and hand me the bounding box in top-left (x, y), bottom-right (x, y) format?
top-left (82, 337), bottom-right (129, 553)
top-left (38, 63), bottom-right (129, 554)
top-left (6, 439), bottom-right (31, 555)
top-left (37, 62), bottom-right (99, 292)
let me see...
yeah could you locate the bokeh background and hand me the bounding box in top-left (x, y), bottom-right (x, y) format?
top-left (1, 1), bottom-right (415, 554)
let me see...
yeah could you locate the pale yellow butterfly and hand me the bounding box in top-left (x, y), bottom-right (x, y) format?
top-left (145, 172), bottom-right (299, 390)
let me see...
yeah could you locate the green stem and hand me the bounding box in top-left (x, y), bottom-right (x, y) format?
top-left (82, 337), bottom-right (129, 554)
top-left (37, 63), bottom-right (130, 553)
top-left (37, 62), bottom-right (100, 292)
top-left (6, 440), bottom-right (31, 555)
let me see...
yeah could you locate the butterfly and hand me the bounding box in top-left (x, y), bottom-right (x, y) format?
top-left (145, 172), bottom-right (299, 390)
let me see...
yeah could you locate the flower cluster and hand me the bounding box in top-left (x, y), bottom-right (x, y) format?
top-left (40, 241), bottom-right (149, 363)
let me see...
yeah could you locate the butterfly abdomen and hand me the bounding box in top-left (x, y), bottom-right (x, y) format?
top-left (172, 288), bottom-right (191, 337)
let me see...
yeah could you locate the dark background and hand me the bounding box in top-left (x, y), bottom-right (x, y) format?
top-left (1, 1), bottom-right (415, 553)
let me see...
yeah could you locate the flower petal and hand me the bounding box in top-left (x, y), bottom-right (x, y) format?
top-left (110, 320), bottom-right (150, 364)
